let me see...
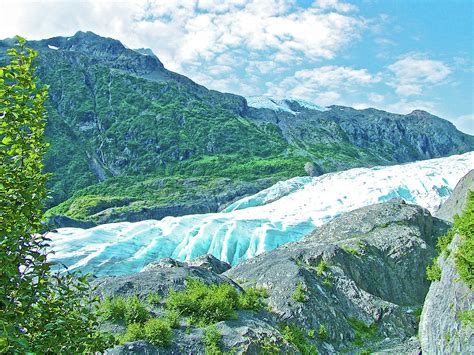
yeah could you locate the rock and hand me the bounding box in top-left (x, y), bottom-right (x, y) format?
top-left (373, 336), bottom-right (421, 354)
top-left (46, 215), bottom-right (96, 229)
top-left (185, 254), bottom-right (231, 274)
top-left (419, 235), bottom-right (474, 354)
top-left (419, 171), bottom-right (474, 354)
top-left (141, 255), bottom-right (230, 274)
top-left (436, 169), bottom-right (474, 222)
top-left (225, 199), bottom-right (449, 353)
top-left (94, 264), bottom-right (238, 300)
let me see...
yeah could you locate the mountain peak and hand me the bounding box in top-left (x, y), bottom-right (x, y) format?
top-left (246, 96), bottom-right (328, 114)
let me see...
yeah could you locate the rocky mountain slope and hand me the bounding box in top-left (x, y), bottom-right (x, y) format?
top-left (419, 170), bottom-right (473, 353)
top-left (1, 32), bottom-right (473, 224)
top-left (97, 199), bottom-right (449, 354)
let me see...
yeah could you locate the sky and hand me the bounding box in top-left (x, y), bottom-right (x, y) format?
top-left (1, 0), bottom-right (473, 134)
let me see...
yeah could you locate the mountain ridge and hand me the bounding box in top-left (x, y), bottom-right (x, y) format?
top-left (1, 31), bottom-right (472, 224)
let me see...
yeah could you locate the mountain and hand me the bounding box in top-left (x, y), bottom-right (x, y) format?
top-left (47, 151), bottom-right (474, 277)
top-left (1, 31), bottom-right (473, 224)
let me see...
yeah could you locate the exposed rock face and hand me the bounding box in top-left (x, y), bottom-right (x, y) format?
top-left (141, 254), bottom-right (231, 274)
top-left (419, 235), bottom-right (473, 354)
top-left (419, 170), bottom-right (474, 354)
top-left (436, 169), bottom-right (474, 222)
top-left (225, 199), bottom-right (448, 353)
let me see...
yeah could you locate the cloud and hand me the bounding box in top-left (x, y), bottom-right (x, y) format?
top-left (0, 0), bottom-right (366, 91)
top-left (265, 65), bottom-right (381, 104)
top-left (449, 114), bottom-right (474, 135)
top-left (387, 54), bottom-right (451, 96)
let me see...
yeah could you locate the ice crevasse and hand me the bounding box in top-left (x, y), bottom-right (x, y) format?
top-left (48, 152), bottom-right (474, 276)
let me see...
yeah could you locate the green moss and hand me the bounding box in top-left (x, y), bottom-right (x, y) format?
top-left (426, 260), bottom-right (442, 282)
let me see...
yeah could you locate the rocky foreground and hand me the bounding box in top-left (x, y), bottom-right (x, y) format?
top-left (90, 171), bottom-right (474, 354)
top-left (95, 171), bottom-right (473, 354)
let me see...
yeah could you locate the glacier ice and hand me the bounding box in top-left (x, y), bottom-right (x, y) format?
top-left (48, 152), bottom-right (474, 276)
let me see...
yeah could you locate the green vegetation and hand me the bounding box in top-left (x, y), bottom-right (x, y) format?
top-left (279, 323), bottom-right (317, 354)
top-left (347, 317), bottom-right (379, 347)
top-left (203, 325), bottom-right (223, 355)
top-left (100, 295), bottom-right (148, 324)
top-left (426, 191), bottom-right (474, 287)
top-left (143, 318), bottom-right (173, 347)
top-left (167, 279), bottom-right (239, 327)
top-left (147, 292), bottom-right (162, 305)
top-left (118, 319), bottom-right (172, 347)
top-left (238, 286), bottom-right (269, 310)
top-left (318, 324), bottom-right (328, 340)
top-left (458, 310), bottom-right (474, 328)
top-left (293, 282), bottom-right (307, 302)
top-left (0, 37), bottom-right (110, 353)
top-left (315, 260), bottom-right (328, 277)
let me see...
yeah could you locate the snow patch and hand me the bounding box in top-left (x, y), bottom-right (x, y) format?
top-left (246, 96), bottom-right (328, 114)
top-left (48, 152), bottom-right (474, 276)
top-left (48, 45), bottom-right (59, 50)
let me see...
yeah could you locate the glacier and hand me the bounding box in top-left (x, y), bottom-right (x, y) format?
top-left (48, 152), bottom-right (474, 277)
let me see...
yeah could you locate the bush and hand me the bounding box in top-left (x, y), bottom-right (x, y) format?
top-left (118, 323), bottom-right (143, 344)
top-left (292, 282), bottom-right (306, 302)
top-left (166, 279), bottom-right (239, 326)
top-left (147, 292), bottom-right (162, 305)
top-left (203, 325), bottom-right (222, 354)
top-left (318, 324), bottom-right (328, 340)
top-left (124, 296), bottom-right (149, 324)
top-left (426, 260), bottom-right (442, 282)
top-left (279, 323), bottom-right (317, 355)
top-left (100, 296), bottom-right (127, 321)
top-left (315, 260), bottom-right (328, 277)
top-left (144, 318), bottom-right (172, 347)
top-left (164, 309), bottom-right (181, 329)
top-left (238, 287), bottom-right (269, 310)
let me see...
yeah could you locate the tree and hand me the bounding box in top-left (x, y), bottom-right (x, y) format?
top-left (0, 37), bottom-right (111, 353)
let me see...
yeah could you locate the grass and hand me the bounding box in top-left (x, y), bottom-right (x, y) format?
top-left (238, 287), bottom-right (269, 310)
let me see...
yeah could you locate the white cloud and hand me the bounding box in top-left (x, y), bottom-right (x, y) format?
top-left (449, 114), bottom-right (474, 135)
top-left (0, 0), bottom-right (365, 79)
top-left (388, 54), bottom-right (451, 96)
top-left (265, 65), bottom-right (381, 105)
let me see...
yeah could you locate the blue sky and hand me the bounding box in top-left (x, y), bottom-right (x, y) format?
top-left (1, 0), bottom-right (473, 133)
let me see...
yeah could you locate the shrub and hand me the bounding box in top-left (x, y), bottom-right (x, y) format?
top-left (292, 282), bottom-right (306, 302)
top-left (318, 324), bottom-right (328, 340)
top-left (124, 296), bottom-right (149, 324)
top-left (164, 309), bottom-right (181, 329)
top-left (347, 317), bottom-right (379, 347)
top-left (147, 292), bottom-right (162, 305)
top-left (118, 323), bottom-right (143, 344)
top-left (203, 325), bottom-right (222, 354)
top-left (144, 318), bottom-right (172, 347)
top-left (426, 260), bottom-right (442, 281)
top-left (100, 296), bottom-right (127, 322)
top-left (279, 323), bottom-right (317, 355)
top-left (315, 260), bottom-right (328, 277)
top-left (166, 279), bottom-right (239, 326)
top-left (238, 287), bottom-right (269, 310)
